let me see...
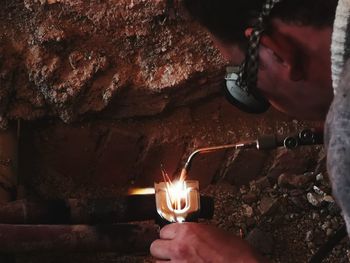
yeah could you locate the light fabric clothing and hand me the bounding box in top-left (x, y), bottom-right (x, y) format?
top-left (331, 0), bottom-right (350, 93)
top-left (327, 0), bottom-right (350, 234)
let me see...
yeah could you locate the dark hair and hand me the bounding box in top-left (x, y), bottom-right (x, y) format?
top-left (184, 0), bottom-right (338, 47)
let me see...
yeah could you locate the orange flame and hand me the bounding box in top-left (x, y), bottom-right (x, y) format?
top-left (128, 188), bottom-right (155, 195)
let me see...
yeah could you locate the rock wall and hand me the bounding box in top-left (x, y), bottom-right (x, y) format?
top-left (0, 0), bottom-right (225, 127)
top-left (19, 99), bottom-right (321, 199)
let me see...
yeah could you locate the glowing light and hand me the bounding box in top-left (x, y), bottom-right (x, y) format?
top-left (165, 179), bottom-right (191, 213)
top-left (154, 166), bottom-right (200, 222)
top-left (128, 188), bottom-right (155, 195)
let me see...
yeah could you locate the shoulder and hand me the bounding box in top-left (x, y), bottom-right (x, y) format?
top-left (331, 0), bottom-right (350, 92)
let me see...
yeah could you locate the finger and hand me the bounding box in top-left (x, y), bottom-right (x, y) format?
top-left (160, 223), bottom-right (180, 239)
top-left (150, 239), bottom-right (173, 260)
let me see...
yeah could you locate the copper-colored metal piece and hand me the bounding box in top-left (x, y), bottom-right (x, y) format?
top-left (181, 141), bottom-right (258, 178)
top-left (155, 180), bottom-right (200, 223)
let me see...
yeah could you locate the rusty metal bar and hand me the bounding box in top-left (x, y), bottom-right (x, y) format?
top-left (0, 223), bottom-right (159, 253)
top-left (0, 195), bottom-right (214, 224)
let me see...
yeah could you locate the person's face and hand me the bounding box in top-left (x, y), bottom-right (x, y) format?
top-left (213, 22), bottom-right (334, 121)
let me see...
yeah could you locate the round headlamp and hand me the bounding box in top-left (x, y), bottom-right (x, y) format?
top-left (224, 66), bottom-right (270, 114)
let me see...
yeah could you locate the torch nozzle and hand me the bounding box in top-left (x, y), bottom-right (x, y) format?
top-left (182, 140), bottom-right (259, 174)
top-left (181, 129), bottom-right (324, 176)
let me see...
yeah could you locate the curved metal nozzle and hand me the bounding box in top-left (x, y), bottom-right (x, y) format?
top-left (182, 141), bottom-right (258, 175)
top-left (180, 130), bottom-right (322, 178)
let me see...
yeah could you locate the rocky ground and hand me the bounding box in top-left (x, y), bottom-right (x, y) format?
top-left (0, 0), bottom-right (226, 127)
top-left (204, 162), bottom-right (350, 263)
top-left (153, 146), bottom-right (349, 263)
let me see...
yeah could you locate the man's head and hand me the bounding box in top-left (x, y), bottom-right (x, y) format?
top-left (184, 0), bottom-right (338, 120)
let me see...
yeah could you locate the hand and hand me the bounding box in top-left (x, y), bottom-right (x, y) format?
top-left (150, 223), bottom-right (268, 263)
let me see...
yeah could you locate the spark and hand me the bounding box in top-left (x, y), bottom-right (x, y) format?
top-left (160, 164), bottom-right (189, 212)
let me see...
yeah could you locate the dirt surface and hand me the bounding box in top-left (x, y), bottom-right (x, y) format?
top-left (203, 155), bottom-right (350, 263)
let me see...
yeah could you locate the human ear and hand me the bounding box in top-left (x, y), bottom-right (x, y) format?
top-left (245, 28), bottom-right (304, 81)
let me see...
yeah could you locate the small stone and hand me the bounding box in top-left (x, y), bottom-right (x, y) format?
top-left (278, 172), bottom-right (314, 189)
top-left (316, 173), bottom-right (324, 181)
top-left (268, 190), bottom-right (279, 198)
top-left (313, 186), bottom-right (326, 196)
top-left (259, 197), bottom-right (279, 215)
top-left (331, 219), bottom-right (340, 230)
top-left (307, 192), bottom-right (323, 207)
top-left (243, 204), bottom-right (254, 218)
top-left (346, 250), bottom-right (350, 260)
top-left (249, 182), bottom-right (257, 192)
top-left (312, 212), bottom-right (320, 220)
top-left (326, 228), bottom-right (334, 237)
top-left (255, 176), bottom-right (271, 189)
top-left (242, 192), bottom-right (258, 204)
top-left (246, 228), bottom-right (274, 254)
top-left (323, 195), bottom-right (335, 203)
top-left (307, 241), bottom-right (315, 249)
top-left (305, 230), bottom-right (313, 242)
top-left (240, 187), bottom-right (248, 195)
top-left (321, 221), bottom-right (331, 230)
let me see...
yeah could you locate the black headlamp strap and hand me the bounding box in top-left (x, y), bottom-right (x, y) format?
top-left (237, 0), bottom-right (281, 93)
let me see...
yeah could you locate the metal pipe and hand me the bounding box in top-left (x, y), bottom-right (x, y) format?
top-left (0, 223), bottom-right (159, 254)
top-left (183, 142), bottom-right (255, 171)
top-left (0, 195), bottom-right (214, 224)
top-left (182, 135), bottom-right (278, 173)
top-left (181, 129), bottom-right (323, 175)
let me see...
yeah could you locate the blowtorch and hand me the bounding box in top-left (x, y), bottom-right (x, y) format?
top-left (180, 128), bottom-right (323, 181)
top-left (154, 129), bottom-right (323, 224)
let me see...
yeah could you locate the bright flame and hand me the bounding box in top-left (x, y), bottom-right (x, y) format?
top-left (155, 179), bottom-right (200, 223)
top-left (166, 179), bottom-right (190, 212)
top-left (154, 166), bottom-right (199, 223)
top-left (160, 166), bottom-right (190, 212)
